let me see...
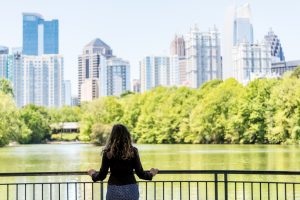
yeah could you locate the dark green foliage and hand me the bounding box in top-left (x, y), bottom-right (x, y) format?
top-left (19, 105), bottom-right (51, 143)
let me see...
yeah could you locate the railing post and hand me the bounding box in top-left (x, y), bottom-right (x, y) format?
top-left (101, 182), bottom-right (104, 200)
top-left (224, 173), bottom-right (228, 200)
top-left (214, 173), bottom-right (218, 200)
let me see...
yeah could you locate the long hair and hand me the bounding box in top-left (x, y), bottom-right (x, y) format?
top-left (103, 124), bottom-right (134, 160)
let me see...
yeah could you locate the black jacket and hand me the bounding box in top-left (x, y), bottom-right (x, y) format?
top-left (92, 147), bottom-right (153, 185)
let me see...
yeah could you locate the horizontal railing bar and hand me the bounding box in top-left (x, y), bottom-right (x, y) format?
top-left (1, 170), bottom-right (300, 177)
top-left (0, 181), bottom-right (216, 185)
top-left (1, 180), bottom-right (300, 186)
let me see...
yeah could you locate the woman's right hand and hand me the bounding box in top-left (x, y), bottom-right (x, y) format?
top-left (87, 169), bottom-right (96, 177)
top-left (150, 168), bottom-right (159, 176)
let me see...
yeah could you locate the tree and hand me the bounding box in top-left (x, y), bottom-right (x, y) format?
top-left (19, 105), bottom-right (51, 143)
top-left (189, 79), bottom-right (244, 144)
top-left (49, 106), bottom-right (81, 123)
top-left (0, 92), bottom-right (29, 146)
top-left (236, 79), bottom-right (278, 144)
top-left (0, 79), bottom-right (14, 97)
top-left (267, 77), bottom-right (300, 144)
top-left (178, 80), bottom-right (223, 143)
top-left (291, 66), bottom-right (300, 78)
top-left (80, 97), bottom-right (123, 140)
top-left (120, 90), bottom-right (135, 98)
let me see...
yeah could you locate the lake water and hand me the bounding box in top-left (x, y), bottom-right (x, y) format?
top-left (0, 144), bottom-right (300, 199)
top-left (1, 143), bottom-right (300, 172)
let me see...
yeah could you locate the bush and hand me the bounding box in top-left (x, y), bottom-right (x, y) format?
top-left (78, 135), bottom-right (90, 142)
top-left (51, 133), bottom-right (79, 141)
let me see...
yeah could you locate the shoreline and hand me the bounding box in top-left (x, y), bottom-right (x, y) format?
top-left (46, 141), bottom-right (91, 145)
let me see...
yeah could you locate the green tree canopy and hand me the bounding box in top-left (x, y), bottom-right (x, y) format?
top-left (19, 104), bottom-right (51, 143)
top-left (0, 79), bottom-right (14, 97)
top-left (0, 92), bottom-right (29, 146)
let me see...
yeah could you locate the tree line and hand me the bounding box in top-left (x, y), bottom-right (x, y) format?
top-left (1, 68), bottom-right (300, 146)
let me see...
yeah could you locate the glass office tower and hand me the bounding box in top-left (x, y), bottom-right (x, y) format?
top-left (23, 13), bottom-right (59, 55)
top-left (233, 3), bottom-right (253, 45)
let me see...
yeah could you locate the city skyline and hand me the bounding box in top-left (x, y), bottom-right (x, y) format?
top-left (1, 0), bottom-right (300, 95)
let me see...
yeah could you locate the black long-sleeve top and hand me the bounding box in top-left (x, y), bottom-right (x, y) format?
top-left (91, 147), bottom-right (153, 185)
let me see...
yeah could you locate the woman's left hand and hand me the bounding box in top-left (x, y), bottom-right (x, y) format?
top-left (87, 169), bottom-right (96, 176)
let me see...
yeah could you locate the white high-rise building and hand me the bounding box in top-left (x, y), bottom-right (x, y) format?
top-left (63, 80), bottom-right (72, 106)
top-left (100, 57), bottom-right (130, 96)
top-left (23, 54), bottom-right (64, 107)
top-left (0, 46), bottom-right (9, 79)
top-left (223, 3), bottom-right (253, 79)
top-left (185, 26), bottom-right (222, 88)
top-left (233, 41), bottom-right (272, 85)
top-left (8, 48), bottom-right (23, 107)
top-left (140, 56), bottom-right (170, 93)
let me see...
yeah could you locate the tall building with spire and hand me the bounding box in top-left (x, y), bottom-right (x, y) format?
top-left (223, 3), bottom-right (253, 79)
top-left (78, 38), bottom-right (112, 102)
top-left (233, 3), bottom-right (253, 45)
top-left (264, 29), bottom-right (285, 62)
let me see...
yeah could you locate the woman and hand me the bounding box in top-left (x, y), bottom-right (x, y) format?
top-left (88, 124), bottom-right (159, 200)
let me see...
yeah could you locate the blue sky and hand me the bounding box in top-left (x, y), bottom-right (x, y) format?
top-left (0, 0), bottom-right (300, 95)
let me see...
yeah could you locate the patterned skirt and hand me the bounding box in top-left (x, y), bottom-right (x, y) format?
top-left (106, 183), bottom-right (139, 200)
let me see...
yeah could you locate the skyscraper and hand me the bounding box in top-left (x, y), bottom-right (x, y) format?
top-left (233, 3), bottom-right (253, 45)
top-left (23, 55), bottom-right (64, 107)
top-left (23, 13), bottom-right (59, 55)
top-left (99, 57), bottom-right (130, 96)
top-left (233, 41), bottom-right (272, 85)
top-left (8, 48), bottom-right (23, 107)
top-left (223, 3), bottom-right (253, 79)
top-left (78, 38), bottom-right (112, 102)
top-left (170, 35), bottom-right (186, 57)
top-left (264, 29), bottom-right (285, 62)
top-left (170, 35), bottom-right (187, 86)
top-left (0, 46), bottom-right (9, 78)
top-left (185, 26), bottom-right (222, 88)
top-left (81, 78), bottom-right (99, 102)
top-left (140, 56), bottom-right (170, 93)
top-left (63, 80), bottom-right (72, 106)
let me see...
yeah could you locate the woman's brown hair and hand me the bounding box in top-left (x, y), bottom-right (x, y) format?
top-left (103, 124), bottom-right (134, 160)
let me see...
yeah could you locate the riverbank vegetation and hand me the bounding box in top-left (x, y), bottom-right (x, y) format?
top-left (1, 68), bottom-right (300, 146)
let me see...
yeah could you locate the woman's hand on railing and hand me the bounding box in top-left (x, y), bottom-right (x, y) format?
top-left (150, 168), bottom-right (159, 177)
top-left (87, 169), bottom-right (96, 176)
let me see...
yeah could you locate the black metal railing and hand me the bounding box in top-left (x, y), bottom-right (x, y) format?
top-left (1, 170), bottom-right (300, 200)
